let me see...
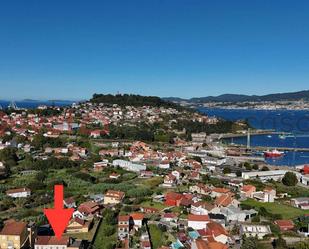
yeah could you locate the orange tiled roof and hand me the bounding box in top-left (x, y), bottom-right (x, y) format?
top-left (188, 214), bottom-right (209, 222)
top-left (0, 221), bottom-right (27, 236)
top-left (130, 213), bottom-right (144, 220)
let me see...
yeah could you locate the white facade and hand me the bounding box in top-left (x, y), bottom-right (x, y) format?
top-left (190, 205), bottom-right (208, 215)
top-left (188, 220), bottom-right (209, 230)
top-left (35, 244), bottom-right (67, 249)
top-left (240, 224), bottom-right (271, 239)
top-left (113, 159), bottom-right (146, 172)
top-left (6, 190), bottom-right (31, 198)
top-left (242, 170), bottom-right (288, 181)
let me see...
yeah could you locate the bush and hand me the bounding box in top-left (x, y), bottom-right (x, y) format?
top-left (282, 172), bottom-right (298, 186)
top-left (73, 172), bottom-right (96, 183)
top-left (103, 225), bottom-right (116, 236)
top-left (223, 167), bottom-right (231, 174)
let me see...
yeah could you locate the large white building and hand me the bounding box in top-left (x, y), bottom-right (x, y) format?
top-left (242, 170), bottom-right (288, 181)
top-left (240, 224), bottom-right (271, 239)
top-left (112, 159), bottom-right (146, 172)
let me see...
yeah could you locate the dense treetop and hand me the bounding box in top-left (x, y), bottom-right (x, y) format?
top-left (91, 93), bottom-right (183, 109)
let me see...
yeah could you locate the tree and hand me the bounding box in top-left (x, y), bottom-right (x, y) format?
top-left (236, 170), bottom-right (242, 177)
top-left (282, 172), bottom-right (298, 186)
top-left (103, 225), bottom-right (115, 236)
top-left (241, 236), bottom-right (258, 249)
top-left (273, 236), bottom-right (287, 249)
top-left (261, 166), bottom-right (269, 171)
top-left (244, 162), bottom-right (252, 170)
top-left (292, 241), bottom-right (309, 249)
top-left (223, 167), bottom-right (231, 174)
top-left (252, 164), bottom-right (259, 170)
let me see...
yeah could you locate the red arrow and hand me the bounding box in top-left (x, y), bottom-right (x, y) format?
top-left (44, 185), bottom-right (74, 239)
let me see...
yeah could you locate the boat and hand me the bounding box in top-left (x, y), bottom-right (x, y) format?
top-left (279, 134), bottom-right (286, 139)
top-left (264, 149), bottom-right (284, 158)
top-left (267, 135), bottom-right (272, 138)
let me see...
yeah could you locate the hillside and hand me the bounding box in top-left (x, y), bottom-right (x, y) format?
top-left (164, 90), bottom-right (309, 103)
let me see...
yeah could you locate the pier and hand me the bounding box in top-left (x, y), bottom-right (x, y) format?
top-left (217, 130), bottom-right (288, 139)
top-left (233, 144), bottom-right (309, 152)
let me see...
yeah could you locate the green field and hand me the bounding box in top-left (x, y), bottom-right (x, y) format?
top-left (140, 200), bottom-right (166, 210)
top-left (93, 219), bottom-right (117, 249)
top-left (241, 199), bottom-right (309, 219)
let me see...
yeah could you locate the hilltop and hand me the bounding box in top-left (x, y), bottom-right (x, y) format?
top-left (90, 93), bottom-right (183, 109)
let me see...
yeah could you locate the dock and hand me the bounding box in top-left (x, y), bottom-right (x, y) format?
top-left (217, 130), bottom-right (288, 139)
top-left (234, 144), bottom-right (309, 152)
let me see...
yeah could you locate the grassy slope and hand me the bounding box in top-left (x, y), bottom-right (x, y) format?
top-left (241, 199), bottom-right (309, 219)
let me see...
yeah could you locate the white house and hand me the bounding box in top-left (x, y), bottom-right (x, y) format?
top-left (162, 174), bottom-right (177, 187)
top-left (253, 188), bottom-right (276, 203)
top-left (159, 160), bottom-right (170, 169)
top-left (190, 202), bottom-right (216, 215)
top-left (131, 213), bottom-right (144, 230)
top-left (171, 170), bottom-right (181, 180)
top-left (6, 188), bottom-right (31, 198)
top-left (187, 214), bottom-right (210, 230)
top-left (220, 205), bottom-right (249, 222)
top-left (291, 197), bottom-right (309, 210)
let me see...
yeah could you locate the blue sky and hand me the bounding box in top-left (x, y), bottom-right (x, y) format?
top-left (0, 0), bottom-right (309, 100)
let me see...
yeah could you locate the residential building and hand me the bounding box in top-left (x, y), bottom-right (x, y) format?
top-left (104, 190), bottom-right (125, 205)
top-left (0, 221), bottom-right (29, 249)
top-left (240, 224), bottom-right (271, 239)
top-left (6, 188), bottom-right (31, 198)
top-left (66, 218), bottom-right (91, 233)
top-left (274, 220), bottom-right (295, 231)
top-left (118, 215), bottom-right (130, 239)
top-left (187, 214), bottom-right (210, 230)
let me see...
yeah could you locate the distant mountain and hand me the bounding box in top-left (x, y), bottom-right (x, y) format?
top-left (164, 90), bottom-right (309, 103)
top-left (23, 99), bottom-right (40, 102)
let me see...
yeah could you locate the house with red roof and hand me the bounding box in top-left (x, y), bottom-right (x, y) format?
top-left (214, 194), bottom-right (239, 208)
top-left (66, 218), bottom-right (91, 233)
top-left (130, 213), bottom-right (144, 230)
top-left (240, 185), bottom-right (256, 198)
top-left (274, 220), bottom-right (295, 231)
top-left (190, 184), bottom-right (211, 196)
top-left (191, 201), bottom-right (216, 215)
top-left (162, 173), bottom-right (177, 187)
top-left (211, 188), bottom-right (231, 198)
top-left (0, 221), bottom-right (29, 249)
top-left (77, 201), bottom-right (101, 219)
top-left (104, 190), bottom-right (125, 205)
top-left (164, 192), bottom-right (183, 206)
top-left (188, 214), bottom-right (210, 230)
top-left (140, 206), bottom-right (159, 214)
top-left (64, 197), bottom-right (76, 209)
top-left (161, 213), bottom-right (178, 223)
top-left (6, 188), bottom-right (31, 198)
top-left (34, 236), bottom-right (81, 249)
top-left (191, 238), bottom-right (228, 249)
top-left (118, 215), bottom-right (131, 239)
